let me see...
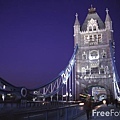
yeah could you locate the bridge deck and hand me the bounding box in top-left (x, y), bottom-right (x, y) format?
top-left (75, 104), bottom-right (120, 120)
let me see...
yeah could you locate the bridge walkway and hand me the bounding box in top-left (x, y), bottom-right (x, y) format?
top-left (75, 104), bottom-right (120, 120)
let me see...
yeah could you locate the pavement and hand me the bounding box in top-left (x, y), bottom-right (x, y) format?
top-left (75, 104), bottom-right (120, 120)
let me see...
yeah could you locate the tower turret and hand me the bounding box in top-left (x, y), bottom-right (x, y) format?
top-left (74, 13), bottom-right (80, 45)
top-left (105, 8), bottom-right (112, 30)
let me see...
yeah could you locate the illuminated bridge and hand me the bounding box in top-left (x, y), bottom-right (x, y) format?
top-left (0, 6), bottom-right (120, 120)
top-left (0, 42), bottom-right (120, 103)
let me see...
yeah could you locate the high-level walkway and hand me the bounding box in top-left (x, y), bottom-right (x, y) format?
top-left (75, 104), bottom-right (120, 120)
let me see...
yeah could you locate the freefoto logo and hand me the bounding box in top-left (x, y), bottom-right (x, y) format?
top-left (92, 109), bottom-right (120, 117)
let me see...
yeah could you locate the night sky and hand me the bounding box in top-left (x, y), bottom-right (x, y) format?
top-left (0, 0), bottom-right (120, 89)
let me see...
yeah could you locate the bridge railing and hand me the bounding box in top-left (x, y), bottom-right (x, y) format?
top-left (0, 101), bottom-right (85, 120)
top-left (0, 100), bottom-right (76, 108)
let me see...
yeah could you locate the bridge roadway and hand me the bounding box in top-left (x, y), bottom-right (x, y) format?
top-left (0, 101), bottom-right (85, 120)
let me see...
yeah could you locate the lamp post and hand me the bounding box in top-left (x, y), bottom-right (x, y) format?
top-left (2, 85), bottom-right (6, 101)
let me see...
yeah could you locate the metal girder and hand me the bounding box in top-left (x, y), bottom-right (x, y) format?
top-left (30, 44), bottom-right (78, 99)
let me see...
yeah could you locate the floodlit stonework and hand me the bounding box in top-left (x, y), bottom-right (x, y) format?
top-left (74, 6), bottom-right (115, 100)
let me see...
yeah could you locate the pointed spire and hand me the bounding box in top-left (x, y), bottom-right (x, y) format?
top-left (75, 13), bottom-right (78, 19)
top-left (105, 8), bottom-right (111, 21)
top-left (74, 13), bottom-right (80, 25)
top-left (106, 8), bottom-right (109, 14)
top-left (105, 8), bottom-right (112, 30)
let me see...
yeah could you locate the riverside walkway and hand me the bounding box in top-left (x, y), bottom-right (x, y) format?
top-left (75, 104), bottom-right (120, 120)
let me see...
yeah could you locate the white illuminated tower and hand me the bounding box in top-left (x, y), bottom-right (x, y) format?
top-left (74, 6), bottom-right (115, 100)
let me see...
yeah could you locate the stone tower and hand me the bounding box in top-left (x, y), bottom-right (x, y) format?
top-left (74, 6), bottom-right (115, 100)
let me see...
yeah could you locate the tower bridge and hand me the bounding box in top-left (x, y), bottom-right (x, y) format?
top-left (0, 6), bottom-right (120, 104)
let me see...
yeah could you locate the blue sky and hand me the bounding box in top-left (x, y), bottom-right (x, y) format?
top-left (0, 0), bottom-right (120, 88)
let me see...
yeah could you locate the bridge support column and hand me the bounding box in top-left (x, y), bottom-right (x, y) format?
top-left (69, 75), bottom-right (72, 101)
top-left (72, 66), bottom-right (75, 101)
top-left (62, 86), bottom-right (63, 101)
top-left (66, 80), bottom-right (68, 101)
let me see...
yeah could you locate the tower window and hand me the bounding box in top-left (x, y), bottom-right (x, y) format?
top-left (82, 54), bottom-right (87, 59)
top-left (87, 18), bottom-right (98, 31)
top-left (101, 50), bottom-right (106, 58)
top-left (98, 34), bottom-right (102, 42)
top-left (82, 52), bottom-right (87, 60)
top-left (100, 68), bottom-right (104, 74)
top-left (81, 67), bottom-right (86, 75)
top-left (93, 26), bottom-right (96, 31)
top-left (105, 66), bottom-right (109, 74)
top-left (89, 50), bottom-right (99, 60)
top-left (89, 35), bottom-right (92, 41)
top-left (91, 67), bottom-right (98, 74)
top-left (89, 26), bottom-right (92, 31)
top-left (103, 53), bottom-right (106, 58)
top-left (91, 51), bottom-right (98, 57)
top-left (86, 70), bottom-right (90, 74)
top-left (94, 35), bottom-right (97, 40)
top-left (85, 35), bottom-right (89, 40)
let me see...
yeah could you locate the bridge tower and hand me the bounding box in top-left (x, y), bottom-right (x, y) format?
top-left (74, 6), bottom-right (115, 100)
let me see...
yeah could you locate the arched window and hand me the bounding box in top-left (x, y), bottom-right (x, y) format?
top-left (89, 26), bottom-right (92, 31)
top-left (98, 34), bottom-right (102, 42)
top-left (87, 18), bottom-right (98, 32)
top-left (101, 50), bottom-right (106, 58)
top-left (81, 67), bottom-right (86, 75)
top-left (82, 52), bottom-right (87, 60)
top-left (93, 26), bottom-right (96, 31)
top-left (93, 35), bottom-right (97, 41)
top-left (99, 65), bottom-right (104, 74)
top-left (105, 66), bottom-right (109, 74)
